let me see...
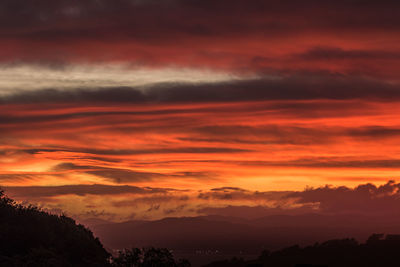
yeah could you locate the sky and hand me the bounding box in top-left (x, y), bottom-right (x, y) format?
top-left (1, 0), bottom-right (400, 222)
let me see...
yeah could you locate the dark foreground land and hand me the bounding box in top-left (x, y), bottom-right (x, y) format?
top-left (204, 233), bottom-right (400, 267)
top-left (0, 190), bottom-right (188, 267)
top-left (2, 189), bottom-right (400, 267)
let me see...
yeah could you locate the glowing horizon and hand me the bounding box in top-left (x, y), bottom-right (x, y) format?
top-left (1, 0), bottom-right (400, 222)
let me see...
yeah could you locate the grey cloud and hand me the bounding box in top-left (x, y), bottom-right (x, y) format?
top-left (52, 162), bottom-right (219, 183)
top-left (0, 173), bottom-right (44, 182)
top-left (2, 74), bottom-right (400, 105)
top-left (52, 162), bottom-right (165, 183)
top-left (1, 0), bottom-right (399, 42)
top-left (347, 126), bottom-right (400, 138)
top-left (2, 184), bottom-right (175, 198)
top-left (287, 180), bottom-right (400, 214)
top-left (296, 47), bottom-right (400, 61)
top-left (238, 158), bottom-right (400, 169)
top-left (25, 146), bottom-right (250, 156)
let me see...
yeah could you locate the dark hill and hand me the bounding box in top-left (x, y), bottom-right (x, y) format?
top-left (204, 234), bottom-right (400, 267)
top-left (0, 190), bottom-right (110, 267)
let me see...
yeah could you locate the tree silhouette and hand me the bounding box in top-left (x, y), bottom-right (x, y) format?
top-left (0, 189), bottom-right (110, 266)
top-left (112, 247), bottom-right (191, 267)
top-left (204, 234), bottom-right (400, 267)
top-left (0, 189), bottom-right (193, 266)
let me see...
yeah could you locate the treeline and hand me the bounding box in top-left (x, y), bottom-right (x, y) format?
top-left (0, 190), bottom-right (189, 267)
top-left (204, 234), bottom-right (400, 267)
top-left (0, 189), bottom-right (109, 266)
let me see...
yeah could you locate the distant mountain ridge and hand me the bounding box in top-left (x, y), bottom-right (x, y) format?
top-left (89, 213), bottom-right (400, 253)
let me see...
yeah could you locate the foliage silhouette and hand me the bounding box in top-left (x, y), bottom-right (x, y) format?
top-left (0, 189), bottom-right (191, 266)
top-left (112, 247), bottom-right (191, 267)
top-left (0, 189), bottom-right (110, 266)
top-left (203, 233), bottom-right (400, 267)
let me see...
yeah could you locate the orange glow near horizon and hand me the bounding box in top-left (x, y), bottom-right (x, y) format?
top-left (2, 1), bottom-right (400, 221)
top-left (2, 99), bottom-right (400, 194)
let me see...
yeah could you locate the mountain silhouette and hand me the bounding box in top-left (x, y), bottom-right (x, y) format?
top-left (90, 213), bottom-right (400, 253)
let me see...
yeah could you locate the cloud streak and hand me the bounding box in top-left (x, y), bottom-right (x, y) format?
top-left (4, 181), bottom-right (400, 221)
top-left (2, 75), bottom-right (400, 104)
top-left (0, 64), bottom-right (248, 95)
top-left (3, 184), bottom-right (175, 198)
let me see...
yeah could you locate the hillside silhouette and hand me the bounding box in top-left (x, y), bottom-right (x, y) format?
top-left (0, 189), bottom-right (110, 266)
top-left (0, 189), bottom-right (191, 266)
top-left (204, 234), bottom-right (400, 267)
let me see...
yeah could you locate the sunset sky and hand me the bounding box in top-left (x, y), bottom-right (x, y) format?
top-left (2, 0), bottom-right (400, 222)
